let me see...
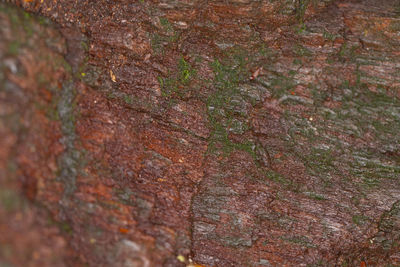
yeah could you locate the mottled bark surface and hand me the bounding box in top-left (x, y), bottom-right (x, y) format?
top-left (1, 0), bottom-right (400, 266)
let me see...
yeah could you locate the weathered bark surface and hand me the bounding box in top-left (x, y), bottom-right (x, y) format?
top-left (1, 0), bottom-right (400, 266)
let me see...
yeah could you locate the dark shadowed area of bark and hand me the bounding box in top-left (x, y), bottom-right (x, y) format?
top-left (1, 0), bottom-right (400, 266)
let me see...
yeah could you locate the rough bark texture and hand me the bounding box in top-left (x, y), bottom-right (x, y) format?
top-left (1, 0), bottom-right (400, 266)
